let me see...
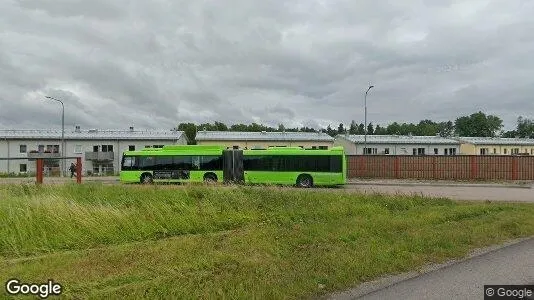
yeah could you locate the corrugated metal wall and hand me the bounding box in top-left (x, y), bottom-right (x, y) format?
top-left (347, 155), bottom-right (534, 180)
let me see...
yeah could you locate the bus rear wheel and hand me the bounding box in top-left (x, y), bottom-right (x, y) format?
top-left (296, 174), bottom-right (313, 188)
top-left (203, 173), bottom-right (217, 183)
top-left (140, 173), bottom-right (153, 184)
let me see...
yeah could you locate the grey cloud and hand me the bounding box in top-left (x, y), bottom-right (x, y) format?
top-left (1, 0), bottom-right (533, 132)
top-left (16, 0), bottom-right (125, 20)
top-left (267, 106), bottom-right (295, 119)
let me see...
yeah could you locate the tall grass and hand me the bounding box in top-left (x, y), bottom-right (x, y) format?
top-left (1, 183), bottom-right (533, 298)
top-left (0, 183), bottom-right (531, 259)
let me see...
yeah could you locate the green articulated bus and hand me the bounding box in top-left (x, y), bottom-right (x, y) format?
top-left (120, 145), bottom-right (346, 187)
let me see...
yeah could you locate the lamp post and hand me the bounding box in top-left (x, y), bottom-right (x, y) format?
top-left (364, 85), bottom-right (374, 155)
top-left (45, 96), bottom-right (65, 177)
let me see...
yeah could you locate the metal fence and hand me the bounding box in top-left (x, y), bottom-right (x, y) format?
top-left (0, 157), bottom-right (116, 177)
top-left (0, 157), bottom-right (53, 177)
top-left (4, 155), bottom-right (533, 181)
top-left (347, 155), bottom-right (534, 180)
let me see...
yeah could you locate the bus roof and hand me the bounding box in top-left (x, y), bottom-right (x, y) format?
top-left (244, 146), bottom-right (344, 155)
top-left (162, 145), bottom-right (226, 151)
top-left (123, 145), bottom-right (344, 155)
top-left (123, 144), bottom-right (226, 155)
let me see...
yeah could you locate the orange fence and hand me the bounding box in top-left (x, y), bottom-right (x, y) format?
top-left (347, 155), bottom-right (534, 180)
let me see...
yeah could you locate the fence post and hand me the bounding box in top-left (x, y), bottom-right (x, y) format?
top-left (394, 156), bottom-right (400, 179)
top-left (36, 158), bottom-right (43, 184)
top-left (76, 157), bottom-right (82, 184)
top-left (360, 156), bottom-right (366, 178)
top-left (433, 156), bottom-right (437, 179)
top-left (470, 156), bottom-right (477, 180)
top-left (512, 156), bottom-right (519, 180)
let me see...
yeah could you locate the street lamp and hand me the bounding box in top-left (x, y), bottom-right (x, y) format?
top-left (364, 85), bottom-right (374, 155)
top-left (45, 96), bottom-right (65, 177)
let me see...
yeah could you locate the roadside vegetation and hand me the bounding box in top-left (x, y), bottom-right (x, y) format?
top-left (1, 183), bottom-right (533, 299)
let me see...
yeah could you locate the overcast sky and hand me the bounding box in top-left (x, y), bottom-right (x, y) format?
top-left (1, 0), bottom-right (533, 131)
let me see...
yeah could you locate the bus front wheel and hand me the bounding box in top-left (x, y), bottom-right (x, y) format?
top-left (203, 173), bottom-right (217, 183)
top-left (140, 173), bottom-right (153, 184)
top-left (296, 174), bottom-right (313, 188)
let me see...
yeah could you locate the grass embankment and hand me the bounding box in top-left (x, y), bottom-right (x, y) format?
top-left (1, 184), bottom-right (533, 299)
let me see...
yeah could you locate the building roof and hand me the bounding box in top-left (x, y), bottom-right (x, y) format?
top-left (0, 128), bottom-right (184, 140)
top-left (456, 137), bottom-right (534, 145)
top-left (195, 131), bottom-right (334, 142)
top-left (336, 134), bottom-right (461, 145)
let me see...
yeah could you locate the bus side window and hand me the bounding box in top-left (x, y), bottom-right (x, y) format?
top-left (192, 156), bottom-right (200, 170)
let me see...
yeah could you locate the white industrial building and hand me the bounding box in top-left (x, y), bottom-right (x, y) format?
top-left (196, 131), bottom-right (334, 149)
top-left (0, 126), bottom-right (186, 175)
top-left (334, 134), bottom-right (461, 155)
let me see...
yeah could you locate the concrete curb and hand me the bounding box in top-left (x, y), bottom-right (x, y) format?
top-left (325, 236), bottom-right (534, 300)
top-left (347, 181), bottom-right (533, 189)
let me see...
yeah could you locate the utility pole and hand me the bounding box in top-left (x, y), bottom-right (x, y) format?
top-left (364, 85), bottom-right (374, 155)
top-left (45, 96), bottom-right (65, 177)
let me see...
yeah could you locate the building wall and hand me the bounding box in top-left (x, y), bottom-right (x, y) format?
top-left (0, 136), bottom-right (186, 175)
top-left (472, 144), bottom-right (534, 155)
top-left (196, 140), bottom-right (334, 149)
top-left (459, 143), bottom-right (476, 155)
top-left (460, 143), bottom-right (534, 155)
top-left (333, 137), bottom-right (357, 155)
top-left (336, 142), bottom-right (460, 155)
top-left (0, 139), bottom-right (9, 173)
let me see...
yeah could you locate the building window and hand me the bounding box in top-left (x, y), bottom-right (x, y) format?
top-left (101, 163), bottom-right (114, 175)
top-left (504, 148), bottom-right (507, 154)
top-left (448, 148), bottom-right (457, 155)
top-left (102, 145), bottom-right (114, 152)
top-left (311, 146), bottom-right (317, 149)
top-left (384, 148), bottom-right (390, 155)
top-left (531, 149), bottom-right (534, 155)
top-left (19, 145), bottom-right (27, 153)
top-left (46, 145), bottom-right (59, 153)
top-left (129, 145), bottom-right (135, 151)
top-left (318, 146), bottom-right (328, 150)
top-left (20, 164), bottom-right (27, 173)
top-left (74, 145), bottom-right (82, 154)
top-left (494, 148), bottom-right (497, 154)
top-left (364, 148), bottom-right (377, 154)
top-left (145, 145), bottom-right (151, 148)
top-left (480, 148), bottom-right (488, 155)
top-left (232, 145), bottom-right (239, 149)
top-left (298, 145), bottom-right (304, 149)
top-left (38, 145), bottom-right (44, 152)
top-left (414, 148), bottom-right (425, 155)
top-left (93, 145), bottom-right (100, 152)
top-left (444, 149), bottom-right (448, 155)
top-left (153, 145), bottom-right (164, 148)
top-left (512, 148), bottom-right (519, 155)
top-left (434, 148), bottom-right (438, 155)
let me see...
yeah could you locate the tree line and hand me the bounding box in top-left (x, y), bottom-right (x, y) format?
top-left (175, 112), bottom-right (534, 144)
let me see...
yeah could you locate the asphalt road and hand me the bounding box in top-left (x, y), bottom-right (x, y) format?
top-left (1, 177), bottom-right (533, 202)
top-left (342, 184), bottom-right (534, 203)
top-left (329, 238), bottom-right (534, 300)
